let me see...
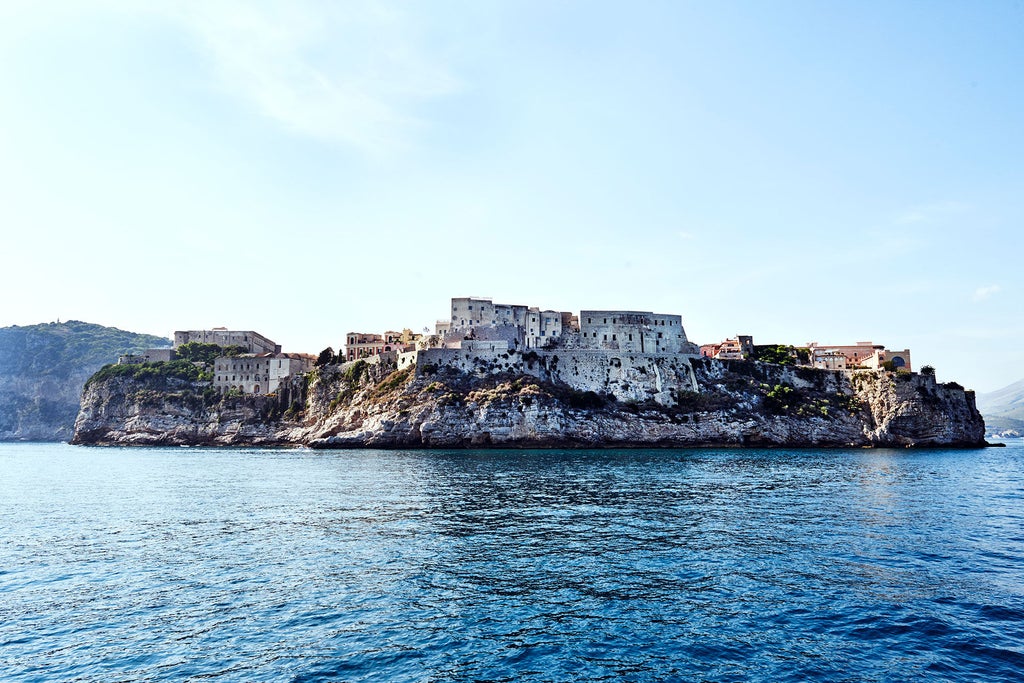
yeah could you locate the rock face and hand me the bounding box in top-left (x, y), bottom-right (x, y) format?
top-left (73, 355), bottom-right (986, 449)
top-left (72, 375), bottom-right (307, 447)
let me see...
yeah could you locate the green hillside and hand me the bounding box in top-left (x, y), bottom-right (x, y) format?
top-left (0, 321), bottom-right (171, 441)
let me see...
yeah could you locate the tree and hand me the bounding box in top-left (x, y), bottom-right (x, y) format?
top-left (752, 344), bottom-right (796, 366)
top-left (316, 347), bottom-right (335, 367)
top-left (175, 342), bottom-right (247, 364)
top-left (920, 365), bottom-right (936, 377)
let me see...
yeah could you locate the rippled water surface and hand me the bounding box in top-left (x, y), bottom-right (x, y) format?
top-left (2, 442), bottom-right (1024, 682)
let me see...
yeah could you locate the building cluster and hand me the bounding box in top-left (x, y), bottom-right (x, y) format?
top-left (344, 329), bottom-right (421, 361)
top-left (429, 296), bottom-right (696, 355)
top-left (115, 297), bottom-right (916, 399)
top-left (806, 341), bottom-right (912, 372)
top-left (698, 336), bottom-right (912, 372)
top-left (700, 336), bottom-right (754, 360)
top-left (119, 327), bottom-right (314, 396)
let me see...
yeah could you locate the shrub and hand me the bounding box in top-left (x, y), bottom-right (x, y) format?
top-left (345, 360), bottom-right (368, 383)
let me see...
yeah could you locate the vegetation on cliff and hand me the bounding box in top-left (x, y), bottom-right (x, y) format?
top-left (86, 360), bottom-right (211, 388)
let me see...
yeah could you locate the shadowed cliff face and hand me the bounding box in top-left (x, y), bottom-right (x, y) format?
top-left (73, 355), bottom-right (986, 449)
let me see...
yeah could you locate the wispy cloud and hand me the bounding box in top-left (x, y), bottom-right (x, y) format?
top-left (973, 284), bottom-right (1001, 301)
top-left (158, 0), bottom-right (460, 154)
top-left (892, 201), bottom-right (968, 226)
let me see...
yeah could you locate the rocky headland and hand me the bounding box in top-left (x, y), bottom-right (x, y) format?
top-left (72, 351), bottom-right (986, 449)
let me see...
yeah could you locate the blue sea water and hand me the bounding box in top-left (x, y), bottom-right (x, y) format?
top-left (1, 442), bottom-right (1023, 682)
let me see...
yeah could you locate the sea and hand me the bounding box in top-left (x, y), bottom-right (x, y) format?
top-left (2, 441), bottom-right (1023, 682)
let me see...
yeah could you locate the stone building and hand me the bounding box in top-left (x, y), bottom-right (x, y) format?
top-left (118, 348), bottom-right (175, 365)
top-left (213, 352), bottom-right (315, 395)
top-left (576, 311), bottom-right (692, 354)
top-left (174, 328), bottom-right (280, 354)
top-left (812, 349), bottom-right (848, 371)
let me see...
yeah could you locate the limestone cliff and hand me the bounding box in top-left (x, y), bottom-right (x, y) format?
top-left (72, 375), bottom-right (306, 447)
top-left (73, 354), bottom-right (986, 449)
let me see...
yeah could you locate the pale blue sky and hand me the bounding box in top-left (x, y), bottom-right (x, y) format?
top-left (1, 1), bottom-right (1021, 391)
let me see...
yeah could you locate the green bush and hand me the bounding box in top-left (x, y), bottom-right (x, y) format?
top-left (345, 360), bottom-right (368, 383)
top-left (86, 360), bottom-right (208, 388)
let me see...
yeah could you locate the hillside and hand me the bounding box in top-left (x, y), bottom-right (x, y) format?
top-left (976, 378), bottom-right (1024, 436)
top-left (0, 321), bottom-right (171, 441)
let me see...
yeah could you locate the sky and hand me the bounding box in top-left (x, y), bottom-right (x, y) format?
top-left (0, 1), bottom-right (1021, 392)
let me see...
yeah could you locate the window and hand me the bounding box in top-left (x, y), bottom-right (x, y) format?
top-left (612, 334), bottom-right (617, 341)
top-left (603, 334), bottom-right (607, 341)
top-left (629, 334), bottom-right (633, 341)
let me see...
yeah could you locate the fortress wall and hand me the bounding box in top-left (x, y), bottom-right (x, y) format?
top-left (525, 350), bottom-right (699, 405)
top-left (577, 311), bottom-right (690, 354)
top-left (414, 347), bottom-right (524, 376)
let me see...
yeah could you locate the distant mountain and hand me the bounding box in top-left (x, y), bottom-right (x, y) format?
top-left (0, 321), bottom-right (171, 441)
top-left (976, 379), bottom-right (1024, 436)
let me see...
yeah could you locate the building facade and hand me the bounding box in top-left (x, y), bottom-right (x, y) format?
top-left (345, 329), bottom-right (419, 361)
top-left (174, 328), bottom-right (280, 354)
top-left (213, 353), bottom-right (315, 395)
top-left (806, 341), bottom-right (911, 371)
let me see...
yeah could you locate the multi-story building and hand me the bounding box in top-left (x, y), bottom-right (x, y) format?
top-left (576, 311), bottom-right (690, 353)
top-left (805, 341), bottom-right (911, 371)
top-left (213, 353), bottom-right (316, 395)
top-left (805, 341), bottom-right (883, 368)
top-left (345, 329), bottom-right (419, 361)
top-left (700, 336), bottom-right (754, 360)
top-left (174, 328), bottom-right (280, 354)
top-left (811, 349), bottom-right (848, 371)
top-left (859, 348), bottom-right (913, 372)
